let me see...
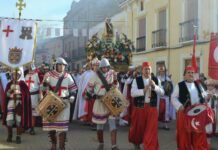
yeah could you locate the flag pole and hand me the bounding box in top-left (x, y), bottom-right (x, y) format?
top-left (192, 24), bottom-right (199, 79)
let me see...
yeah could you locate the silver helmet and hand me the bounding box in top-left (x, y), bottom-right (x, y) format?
top-left (99, 58), bottom-right (110, 68)
top-left (56, 57), bottom-right (68, 66)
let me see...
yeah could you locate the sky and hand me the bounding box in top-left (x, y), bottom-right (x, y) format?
top-left (0, 0), bottom-right (80, 20)
top-left (0, 0), bottom-right (80, 37)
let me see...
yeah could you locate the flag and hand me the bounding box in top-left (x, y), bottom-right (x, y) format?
top-left (55, 28), bottom-right (60, 36)
top-left (0, 18), bottom-right (37, 68)
top-left (208, 33), bottom-right (218, 80)
top-left (46, 28), bottom-right (51, 37)
top-left (192, 32), bottom-right (198, 73)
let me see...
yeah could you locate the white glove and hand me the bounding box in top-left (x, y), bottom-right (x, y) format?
top-left (69, 96), bottom-right (75, 103)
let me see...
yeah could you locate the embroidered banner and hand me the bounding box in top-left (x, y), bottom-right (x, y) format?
top-left (208, 33), bottom-right (218, 80)
top-left (0, 18), bottom-right (37, 68)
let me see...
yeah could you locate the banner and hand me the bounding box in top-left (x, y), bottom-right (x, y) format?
top-left (0, 18), bottom-right (37, 68)
top-left (208, 33), bottom-right (218, 80)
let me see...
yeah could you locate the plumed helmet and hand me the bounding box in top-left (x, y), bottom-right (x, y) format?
top-left (56, 57), bottom-right (68, 66)
top-left (99, 58), bottom-right (110, 68)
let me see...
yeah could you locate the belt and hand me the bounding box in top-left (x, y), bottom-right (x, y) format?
top-left (30, 90), bottom-right (39, 95)
top-left (95, 95), bottom-right (104, 99)
top-left (61, 96), bottom-right (69, 100)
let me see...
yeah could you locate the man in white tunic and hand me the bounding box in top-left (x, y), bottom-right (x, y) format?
top-left (84, 58), bottom-right (119, 150)
top-left (42, 57), bottom-right (77, 150)
top-left (25, 64), bottom-right (41, 135)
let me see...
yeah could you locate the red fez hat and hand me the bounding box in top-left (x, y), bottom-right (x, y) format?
top-left (142, 62), bottom-right (151, 68)
top-left (185, 66), bottom-right (195, 71)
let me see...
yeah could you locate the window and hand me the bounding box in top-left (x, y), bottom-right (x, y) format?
top-left (185, 0), bottom-right (198, 21)
top-left (136, 17), bottom-right (146, 52)
top-left (152, 9), bottom-right (167, 48)
top-left (140, 0), bottom-right (144, 11)
top-left (180, 0), bottom-right (198, 42)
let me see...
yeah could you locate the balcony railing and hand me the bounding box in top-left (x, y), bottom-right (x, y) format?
top-left (179, 19), bottom-right (198, 42)
top-left (136, 36), bottom-right (146, 52)
top-left (152, 29), bottom-right (167, 48)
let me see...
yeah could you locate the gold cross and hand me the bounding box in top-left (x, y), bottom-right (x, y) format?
top-left (16, 0), bottom-right (26, 19)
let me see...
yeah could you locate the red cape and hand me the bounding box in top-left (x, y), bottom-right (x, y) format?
top-left (2, 80), bottom-right (32, 128)
top-left (0, 79), bottom-right (4, 112)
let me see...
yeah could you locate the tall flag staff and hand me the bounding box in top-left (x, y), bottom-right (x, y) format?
top-left (16, 0), bottom-right (26, 20)
top-left (192, 25), bottom-right (199, 80)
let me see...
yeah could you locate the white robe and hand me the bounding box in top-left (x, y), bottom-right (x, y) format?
top-left (73, 70), bottom-right (95, 120)
top-left (25, 70), bottom-right (40, 116)
top-left (42, 70), bottom-right (77, 131)
top-left (85, 70), bottom-right (117, 124)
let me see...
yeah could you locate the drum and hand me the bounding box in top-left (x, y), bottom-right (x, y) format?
top-left (101, 87), bottom-right (129, 116)
top-left (37, 91), bottom-right (66, 122)
top-left (185, 104), bottom-right (214, 133)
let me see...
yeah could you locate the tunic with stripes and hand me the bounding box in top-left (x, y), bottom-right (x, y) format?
top-left (42, 70), bottom-right (77, 131)
top-left (85, 70), bottom-right (117, 124)
top-left (25, 70), bottom-right (40, 116)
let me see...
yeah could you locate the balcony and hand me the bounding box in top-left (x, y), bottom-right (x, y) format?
top-left (152, 29), bottom-right (167, 48)
top-left (179, 19), bottom-right (198, 42)
top-left (136, 36), bottom-right (146, 52)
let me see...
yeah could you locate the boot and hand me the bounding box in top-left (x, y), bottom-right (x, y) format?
top-left (16, 136), bottom-right (21, 144)
top-left (134, 144), bottom-right (141, 150)
top-left (6, 127), bottom-right (12, 142)
top-left (97, 130), bottom-right (104, 144)
top-left (29, 128), bottom-right (35, 135)
top-left (111, 130), bottom-right (119, 150)
top-left (59, 132), bottom-right (66, 150)
top-left (48, 130), bottom-right (57, 150)
top-left (16, 127), bottom-right (22, 144)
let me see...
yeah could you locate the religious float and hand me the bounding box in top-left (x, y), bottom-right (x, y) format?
top-left (85, 18), bottom-right (134, 72)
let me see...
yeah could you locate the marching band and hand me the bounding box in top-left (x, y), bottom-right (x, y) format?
top-left (0, 57), bottom-right (217, 150)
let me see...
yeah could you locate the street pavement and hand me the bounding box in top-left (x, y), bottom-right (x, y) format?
top-left (0, 120), bottom-right (217, 150)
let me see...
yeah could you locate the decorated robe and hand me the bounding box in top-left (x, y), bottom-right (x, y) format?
top-left (2, 80), bottom-right (32, 129)
top-left (157, 75), bottom-right (175, 122)
top-left (84, 70), bottom-right (117, 124)
top-left (25, 70), bottom-right (40, 116)
top-left (42, 70), bottom-right (77, 131)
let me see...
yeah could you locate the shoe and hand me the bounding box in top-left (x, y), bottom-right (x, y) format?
top-left (134, 144), bottom-right (141, 150)
top-left (97, 143), bottom-right (104, 150)
top-left (162, 126), bottom-right (170, 131)
top-left (90, 124), bottom-right (96, 131)
top-left (29, 128), bottom-right (35, 135)
top-left (111, 145), bottom-right (119, 150)
top-left (6, 135), bottom-right (12, 143)
top-left (16, 136), bottom-right (21, 144)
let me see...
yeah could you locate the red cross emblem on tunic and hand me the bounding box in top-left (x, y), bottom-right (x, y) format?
top-left (2, 25), bottom-right (14, 37)
top-left (52, 86), bottom-right (67, 96)
top-left (26, 76), bottom-right (34, 89)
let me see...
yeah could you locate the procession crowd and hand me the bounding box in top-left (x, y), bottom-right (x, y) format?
top-left (0, 57), bottom-right (217, 150)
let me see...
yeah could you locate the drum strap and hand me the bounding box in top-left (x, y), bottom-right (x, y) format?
top-left (54, 73), bottom-right (65, 93)
top-left (96, 70), bottom-right (111, 92)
